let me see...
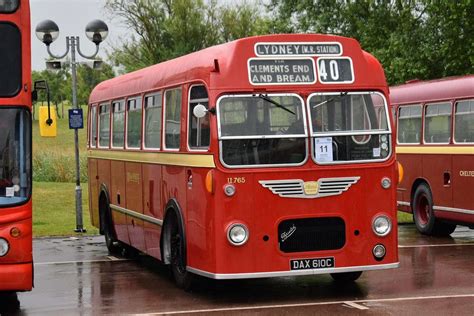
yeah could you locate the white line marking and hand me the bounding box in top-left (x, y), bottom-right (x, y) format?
top-left (35, 258), bottom-right (130, 266)
top-left (343, 301), bottom-right (369, 310)
top-left (399, 243), bottom-right (474, 248)
top-left (132, 294), bottom-right (474, 315)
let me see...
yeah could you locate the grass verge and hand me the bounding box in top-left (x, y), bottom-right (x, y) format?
top-left (32, 107), bottom-right (88, 182)
top-left (397, 211), bottom-right (414, 224)
top-left (33, 181), bottom-right (98, 237)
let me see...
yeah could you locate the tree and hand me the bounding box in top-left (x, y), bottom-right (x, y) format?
top-left (105, 0), bottom-right (270, 73)
top-left (32, 60), bottom-right (115, 112)
top-left (268, 0), bottom-right (473, 85)
top-left (76, 62), bottom-right (115, 105)
top-left (32, 62), bottom-right (71, 109)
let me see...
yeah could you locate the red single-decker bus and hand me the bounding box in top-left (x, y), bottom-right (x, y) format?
top-left (391, 75), bottom-right (474, 235)
top-left (88, 34), bottom-right (398, 288)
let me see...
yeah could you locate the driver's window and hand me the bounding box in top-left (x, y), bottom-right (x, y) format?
top-left (188, 85), bottom-right (210, 150)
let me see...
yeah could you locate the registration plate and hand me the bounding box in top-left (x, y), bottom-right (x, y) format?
top-left (290, 257), bottom-right (335, 270)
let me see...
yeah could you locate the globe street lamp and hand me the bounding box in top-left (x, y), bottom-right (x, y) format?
top-left (35, 19), bottom-right (109, 233)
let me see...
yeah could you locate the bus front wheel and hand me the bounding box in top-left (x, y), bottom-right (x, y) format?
top-left (169, 221), bottom-right (194, 290)
top-left (330, 271), bottom-right (362, 282)
top-left (412, 184), bottom-right (456, 236)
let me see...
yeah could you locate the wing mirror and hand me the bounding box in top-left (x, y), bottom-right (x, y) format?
top-left (193, 103), bottom-right (208, 118)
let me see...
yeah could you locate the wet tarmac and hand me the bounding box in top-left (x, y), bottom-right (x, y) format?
top-left (1, 225), bottom-right (473, 315)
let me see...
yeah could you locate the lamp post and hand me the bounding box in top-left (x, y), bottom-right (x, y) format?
top-left (35, 19), bottom-right (109, 233)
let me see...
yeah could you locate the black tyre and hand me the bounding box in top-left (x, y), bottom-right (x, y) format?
top-left (169, 221), bottom-right (194, 290)
top-left (330, 271), bottom-right (363, 282)
top-left (412, 184), bottom-right (456, 236)
top-left (0, 292), bottom-right (20, 313)
top-left (100, 197), bottom-right (122, 254)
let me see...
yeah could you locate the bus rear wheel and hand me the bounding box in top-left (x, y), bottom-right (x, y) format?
top-left (100, 197), bottom-right (122, 254)
top-left (412, 184), bottom-right (456, 236)
top-left (330, 271), bottom-right (362, 282)
top-left (169, 222), bottom-right (194, 290)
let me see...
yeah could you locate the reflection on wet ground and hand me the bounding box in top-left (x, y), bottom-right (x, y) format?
top-left (2, 225), bottom-right (473, 315)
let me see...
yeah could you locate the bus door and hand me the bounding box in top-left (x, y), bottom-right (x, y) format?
top-left (423, 102), bottom-right (453, 209)
top-left (452, 99), bottom-right (474, 212)
top-left (186, 85), bottom-right (211, 264)
top-left (88, 105), bottom-right (100, 227)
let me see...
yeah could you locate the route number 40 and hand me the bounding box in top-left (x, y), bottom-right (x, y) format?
top-left (317, 58), bottom-right (354, 83)
top-left (319, 60), bottom-right (339, 81)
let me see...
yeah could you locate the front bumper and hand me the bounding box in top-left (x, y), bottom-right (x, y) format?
top-left (0, 262), bottom-right (33, 291)
top-left (188, 262), bottom-right (399, 280)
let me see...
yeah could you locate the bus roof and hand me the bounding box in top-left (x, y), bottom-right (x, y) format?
top-left (90, 34), bottom-right (387, 104)
top-left (390, 75), bottom-right (474, 105)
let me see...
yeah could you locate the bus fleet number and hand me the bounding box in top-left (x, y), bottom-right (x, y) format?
top-left (227, 177), bottom-right (246, 184)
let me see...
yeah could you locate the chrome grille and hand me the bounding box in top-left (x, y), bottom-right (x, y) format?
top-left (259, 176), bottom-right (360, 199)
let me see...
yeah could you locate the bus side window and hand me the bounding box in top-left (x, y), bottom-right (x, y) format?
top-left (127, 97), bottom-right (142, 149)
top-left (188, 85), bottom-right (210, 150)
top-left (164, 88), bottom-right (182, 150)
top-left (454, 99), bottom-right (474, 143)
top-left (112, 100), bottom-right (125, 148)
top-left (90, 105), bottom-right (97, 147)
top-left (397, 104), bottom-right (421, 144)
top-left (144, 93), bottom-right (162, 149)
top-left (424, 102), bottom-right (451, 144)
top-left (98, 103), bottom-right (110, 148)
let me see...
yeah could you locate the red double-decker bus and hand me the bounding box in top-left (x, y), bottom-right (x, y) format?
top-left (88, 34), bottom-right (398, 288)
top-left (391, 76), bottom-right (474, 236)
top-left (0, 0), bottom-right (33, 294)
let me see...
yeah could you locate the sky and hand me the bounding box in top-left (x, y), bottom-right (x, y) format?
top-left (30, 0), bottom-right (129, 71)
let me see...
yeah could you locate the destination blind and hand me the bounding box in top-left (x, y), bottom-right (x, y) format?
top-left (248, 58), bottom-right (316, 85)
top-left (255, 43), bottom-right (342, 56)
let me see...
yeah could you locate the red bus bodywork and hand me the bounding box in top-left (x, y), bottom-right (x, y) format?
top-left (88, 34), bottom-right (398, 282)
top-left (0, 0), bottom-right (33, 292)
top-left (391, 76), bottom-right (474, 233)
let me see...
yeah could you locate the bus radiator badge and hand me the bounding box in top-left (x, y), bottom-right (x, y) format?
top-left (259, 177), bottom-right (360, 199)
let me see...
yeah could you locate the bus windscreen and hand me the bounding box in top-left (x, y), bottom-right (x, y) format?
top-left (309, 92), bottom-right (391, 163)
top-left (0, 108), bottom-right (31, 206)
top-left (218, 94), bottom-right (307, 166)
top-left (0, 23), bottom-right (21, 97)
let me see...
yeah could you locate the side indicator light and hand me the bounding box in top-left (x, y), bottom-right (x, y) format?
top-left (397, 161), bottom-right (404, 184)
top-left (205, 170), bottom-right (214, 194)
top-left (10, 227), bottom-right (21, 238)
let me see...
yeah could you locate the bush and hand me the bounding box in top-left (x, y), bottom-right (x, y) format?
top-left (33, 150), bottom-right (88, 182)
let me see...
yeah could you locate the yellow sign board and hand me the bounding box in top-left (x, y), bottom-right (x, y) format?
top-left (39, 106), bottom-right (57, 137)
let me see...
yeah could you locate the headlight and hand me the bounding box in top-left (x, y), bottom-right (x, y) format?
top-left (0, 238), bottom-right (10, 257)
top-left (372, 215), bottom-right (391, 237)
top-left (227, 223), bottom-right (249, 246)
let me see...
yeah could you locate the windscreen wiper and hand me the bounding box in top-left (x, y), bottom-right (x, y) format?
top-left (257, 94), bottom-right (295, 115)
top-left (312, 92), bottom-right (348, 108)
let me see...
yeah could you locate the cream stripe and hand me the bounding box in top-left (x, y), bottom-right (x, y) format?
top-left (88, 149), bottom-right (215, 168)
top-left (396, 146), bottom-right (474, 155)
